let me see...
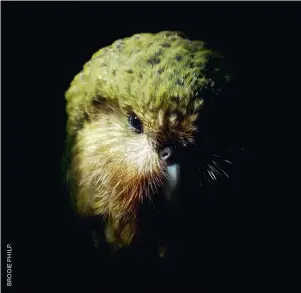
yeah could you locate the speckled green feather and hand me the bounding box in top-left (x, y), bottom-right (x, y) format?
top-left (65, 31), bottom-right (224, 137)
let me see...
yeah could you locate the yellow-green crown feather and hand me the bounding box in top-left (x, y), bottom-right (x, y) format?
top-left (65, 31), bottom-right (226, 136)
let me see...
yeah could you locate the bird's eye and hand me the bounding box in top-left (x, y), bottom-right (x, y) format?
top-left (128, 113), bottom-right (143, 133)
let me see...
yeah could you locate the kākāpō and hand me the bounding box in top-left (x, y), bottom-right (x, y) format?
top-left (64, 31), bottom-right (230, 258)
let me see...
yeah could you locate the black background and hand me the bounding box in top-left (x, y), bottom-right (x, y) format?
top-left (2, 1), bottom-right (300, 291)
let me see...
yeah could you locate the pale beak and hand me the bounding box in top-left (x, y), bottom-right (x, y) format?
top-left (162, 163), bottom-right (181, 203)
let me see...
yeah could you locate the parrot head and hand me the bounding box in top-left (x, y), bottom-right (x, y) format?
top-left (65, 31), bottom-right (229, 248)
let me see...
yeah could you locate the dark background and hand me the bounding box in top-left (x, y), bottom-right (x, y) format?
top-left (2, 1), bottom-right (300, 291)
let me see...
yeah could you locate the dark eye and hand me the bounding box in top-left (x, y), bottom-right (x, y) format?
top-left (128, 113), bottom-right (143, 133)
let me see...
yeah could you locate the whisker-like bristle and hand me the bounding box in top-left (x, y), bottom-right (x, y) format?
top-left (212, 160), bottom-right (229, 178)
top-left (211, 152), bottom-right (233, 165)
top-left (204, 169), bottom-right (211, 183)
top-left (207, 167), bottom-right (217, 181)
top-left (208, 163), bottom-right (222, 177)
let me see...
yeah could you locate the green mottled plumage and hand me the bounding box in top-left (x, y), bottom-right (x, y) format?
top-left (66, 31), bottom-right (222, 137)
top-left (64, 31), bottom-right (227, 252)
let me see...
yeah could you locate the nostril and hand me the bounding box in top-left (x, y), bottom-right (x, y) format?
top-left (160, 147), bottom-right (173, 162)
